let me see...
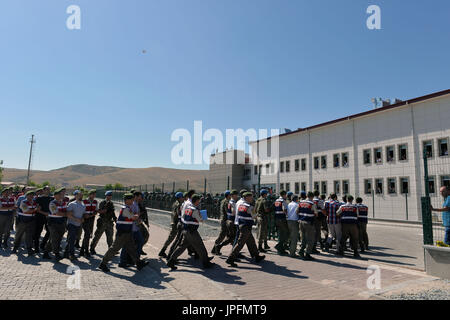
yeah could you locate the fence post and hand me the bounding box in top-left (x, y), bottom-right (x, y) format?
top-left (372, 189), bottom-right (375, 219)
top-left (187, 180), bottom-right (189, 191)
top-left (405, 192), bottom-right (408, 221)
top-left (162, 183), bottom-right (164, 193)
top-left (173, 181), bottom-right (175, 193)
top-left (422, 149), bottom-right (433, 245)
top-left (204, 178), bottom-right (207, 195)
top-left (227, 176), bottom-right (230, 190)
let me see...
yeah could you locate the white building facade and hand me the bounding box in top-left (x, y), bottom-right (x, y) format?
top-left (245, 89), bottom-right (450, 222)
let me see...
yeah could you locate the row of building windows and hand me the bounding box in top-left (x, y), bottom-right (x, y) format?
top-left (423, 138), bottom-right (449, 158)
top-left (254, 138), bottom-right (449, 176)
top-left (279, 175), bottom-right (450, 197)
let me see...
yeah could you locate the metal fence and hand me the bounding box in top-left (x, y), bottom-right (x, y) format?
top-left (422, 149), bottom-right (450, 247)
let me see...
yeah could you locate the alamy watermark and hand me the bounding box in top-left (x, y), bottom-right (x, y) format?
top-left (66, 5), bottom-right (81, 30)
top-left (170, 121), bottom-right (280, 167)
top-left (366, 265), bottom-right (381, 290)
top-left (66, 265), bottom-right (81, 290)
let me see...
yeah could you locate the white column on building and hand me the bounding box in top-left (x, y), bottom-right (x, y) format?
top-left (410, 103), bottom-right (422, 222)
top-left (308, 130), bottom-right (312, 191)
top-left (352, 119), bottom-right (360, 196)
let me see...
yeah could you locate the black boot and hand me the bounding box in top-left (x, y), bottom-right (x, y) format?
top-left (304, 253), bottom-right (315, 261)
top-left (79, 247), bottom-right (85, 257)
top-left (89, 248), bottom-right (97, 255)
top-left (27, 248), bottom-right (35, 257)
top-left (84, 247), bottom-right (91, 258)
top-left (136, 260), bottom-right (149, 271)
top-left (226, 257), bottom-right (237, 267)
top-left (98, 263), bottom-right (110, 273)
top-left (12, 246), bottom-right (18, 254)
top-left (167, 260), bottom-right (177, 270)
top-left (158, 249), bottom-right (167, 258)
top-left (258, 244), bottom-right (267, 253)
top-left (63, 250), bottom-right (69, 259)
top-left (255, 255), bottom-right (265, 263)
top-left (264, 241), bottom-right (270, 250)
top-left (202, 261), bottom-right (215, 269)
top-left (42, 251), bottom-right (51, 259)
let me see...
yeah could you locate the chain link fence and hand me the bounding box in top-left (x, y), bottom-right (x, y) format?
top-left (422, 147), bottom-right (450, 247)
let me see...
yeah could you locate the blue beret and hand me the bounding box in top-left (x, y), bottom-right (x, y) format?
top-left (300, 191), bottom-right (307, 196)
top-left (105, 191), bottom-right (113, 196)
top-left (260, 189), bottom-right (268, 195)
top-left (175, 192), bottom-right (183, 199)
top-left (287, 191), bottom-right (293, 196)
top-left (224, 190), bottom-right (231, 196)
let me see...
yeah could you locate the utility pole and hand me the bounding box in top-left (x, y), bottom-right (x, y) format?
top-left (26, 135), bottom-right (36, 186)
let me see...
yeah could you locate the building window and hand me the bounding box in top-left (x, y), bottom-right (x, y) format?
top-left (441, 175), bottom-right (450, 188)
top-left (333, 154), bottom-right (340, 168)
top-left (398, 144), bottom-right (408, 161)
top-left (259, 164), bottom-right (262, 175)
top-left (321, 156), bottom-right (327, 169)
top-left (314, 157), bottom-right (319, 169)
top-left (400, 177), bottom-right (409, 194)
top-left (301, 158), bottom-right (306, 171)
top-left (364, 179), bottom-right (372, 195)
top-left (285, 161), bottom-right (290, 173)
top-left (295, 182), bottom-right (300, 194)
top-left (374, 148), bottom-right (382, 164)
top-left (321, 181), bottom-right (327, 195)
top-left (265, 163), bottom-right (270, 174)
top-left (314, 182), bottom-right (319, 192)
top-left (301, 182), bottom-right (307, 192)
top-left (342, 180), bottom-right (349, 195)
top-left (387, 178), bottom-right (397, 194)
top-left (294, 159), bottom-right (300, 172)
top-left (363, 149), bottom-right (371, 164)
top-left (423, 140), bottom-right (433, 158)
top-left (254, 165), bottom-right (258, 175)
top-left (342, 152), bottom-right (349, 167)
top-left (280, 161), bottom-right (284, 173)
top-left (386, 146), bottom-right (395, 163)
top-left (280, 183), bottom-right (284, 191)
top-left (285, 183), bottom-right (290, 192)
top-left (428, 176), bottom-right (435, 194)
top-left (334, 181), bottom-right (340, 195)
top-left (438, 138), bottom-right (449, 157)
top-left (375, 178), bottom-right (383, 194)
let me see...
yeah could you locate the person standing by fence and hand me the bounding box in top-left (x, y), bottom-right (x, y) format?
top-left (431, 186), bottom-right (450, 245)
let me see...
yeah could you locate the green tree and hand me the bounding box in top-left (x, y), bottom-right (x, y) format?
top-left (105, 184), bottom-right (113, 190)
top-left (113, 183), bottom-right (124, 190)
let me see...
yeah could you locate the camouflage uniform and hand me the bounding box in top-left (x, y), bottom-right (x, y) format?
top-left (255, 196), bottom-right (270, 249)
top-left (211, 197), bottom-right (230, 254)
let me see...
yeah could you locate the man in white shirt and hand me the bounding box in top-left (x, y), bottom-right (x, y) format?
top-left (287, 195), bottom-right (300, 257)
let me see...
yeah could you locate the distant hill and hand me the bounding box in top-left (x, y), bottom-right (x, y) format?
top-left (2, 164), bottom-right (208, 190)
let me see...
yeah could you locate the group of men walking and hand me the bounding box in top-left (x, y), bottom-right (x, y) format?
top-left (0, 186), bottom-right (150, 273)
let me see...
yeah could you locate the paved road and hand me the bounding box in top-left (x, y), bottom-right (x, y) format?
top-left (147, 208), bottom-right (426, 270)
top-left (0, 205), bottom-right (444, 300)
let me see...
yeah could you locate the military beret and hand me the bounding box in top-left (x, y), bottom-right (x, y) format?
top-left (123, 193), bottom-right (134, 200)
top-left (53, 188), bottom-right (64, 195)
top-left (260, 189), bottom-right (268, 195)
top-left (280, 190), bottom-right (287, 196)
top-left (105, 191), bottom-right (113, 196)
top-left (183, 192), bottom-right (188, 197)
top-left (224, 190), bottom-right (231, 196)
top-left (230, 190), bottom-right (238, 195)
top-left (26, 190), bottom-right (35, 196)
top-left (130, 189), bottom-right (136, 194)
top-left (287, 191), bottom-right (293, 196)
top-left (175, 192), bottom-right (183, 199)
top-left (1, 188), bottom-right (7, 194)
top-left (88, 189), bottom-right (97, 194)
top-left (243, 192), bottom-right (253, 197)
top-left (73, 190), bottom-right (81, 195)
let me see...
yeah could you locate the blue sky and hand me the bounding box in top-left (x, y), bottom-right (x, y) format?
top-left (1, 0), bottom-right (449, 171)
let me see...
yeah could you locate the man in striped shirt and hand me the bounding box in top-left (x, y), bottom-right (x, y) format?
top-left (324, 194), bottom-right (342, 253)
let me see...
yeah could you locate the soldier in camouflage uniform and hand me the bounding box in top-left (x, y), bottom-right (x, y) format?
top-left (255, 189), bottom-right (271, 253)
top-left (90, 191), bottom-right (116, 255)
top-left (158, 192), bottom-right (184, 258)
top-left (211, 190), bottom-right (231, 255)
